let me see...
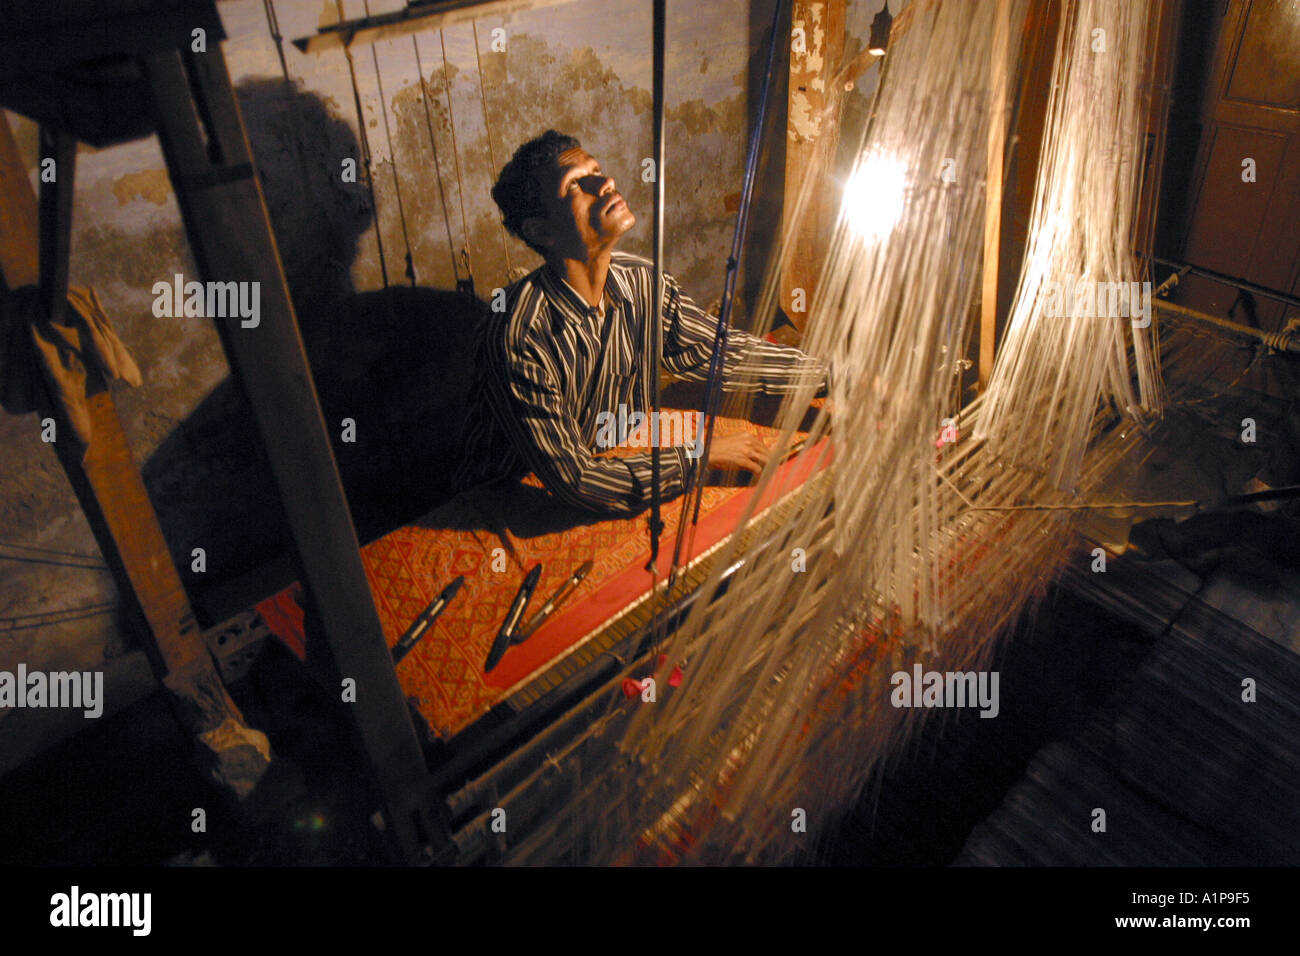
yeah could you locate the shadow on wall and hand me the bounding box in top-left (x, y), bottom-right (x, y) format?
top-left (141, 79), bottom-right (488, 620)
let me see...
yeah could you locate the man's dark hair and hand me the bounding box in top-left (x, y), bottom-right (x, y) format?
top-left (492, 130), bottom-right (581, 255)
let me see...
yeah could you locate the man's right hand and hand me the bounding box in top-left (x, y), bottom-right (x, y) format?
top-left (705, 432), bottom-right (770, 474)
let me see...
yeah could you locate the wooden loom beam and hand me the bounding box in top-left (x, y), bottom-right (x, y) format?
top-left (0, 114), bottom-right (39, 288)
top-left (140, 44), bottom-right (440, 863)
top-left (977, 0), bottom-right (1064, 393)
top-left (979, 0), bottom-right (1013, 392)
top-left (0, 111), bottom-right (270, 799)
top-left (293, 0), bottom-right (580, 54)
top-left (779, 0), bottom-right (847, 337)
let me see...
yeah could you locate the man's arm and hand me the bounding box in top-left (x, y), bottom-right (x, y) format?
top-left (659, 273), bottom-right (827, 394)
top-left (485, 335), bottom-right (696, 516)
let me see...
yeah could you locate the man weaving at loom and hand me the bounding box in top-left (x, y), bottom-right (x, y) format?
top-left (457, 130), bottom-right (825, 515)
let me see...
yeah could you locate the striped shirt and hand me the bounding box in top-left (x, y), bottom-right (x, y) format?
top-left (456, 251), bottom-right (823, 515)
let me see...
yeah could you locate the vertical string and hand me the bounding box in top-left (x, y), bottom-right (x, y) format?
top-left (441, 28), bottom-right (477, 295)
top-left (413, 34), bottom-right (463, 287)
top-left (472, 21), bottom-right (514, 280)
top-left (369, 39), bottom-right (417, 284)
top-left (646, 0), bottom-right (667, 584)
top-left (363, 1), bottom-right (415, 285)
top-left (520, 0), bottom-right (1169, 865)
top-left (337, 0), bottom-right (389, 288)
top-left (261, 0), bottom-right (311, 186)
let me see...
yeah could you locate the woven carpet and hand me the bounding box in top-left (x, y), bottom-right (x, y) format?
top-left (255, 413), bottom-right (825, 739)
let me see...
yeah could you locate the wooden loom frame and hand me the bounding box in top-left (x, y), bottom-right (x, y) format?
top-left (0, 0), bottom-right (1134, 865)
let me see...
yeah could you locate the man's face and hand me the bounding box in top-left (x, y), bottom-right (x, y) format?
top-left (525, 147), bottom-right (635, 261)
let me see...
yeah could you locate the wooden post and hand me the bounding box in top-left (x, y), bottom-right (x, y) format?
top-left (141, 47), bottom-right (439, 862)
top-left (36, 127), bottom-right (75, 322)
top-left (779, 0), bottom-right (846, 338)
top-left (0, 112), bottom-right (39, 288)
top-left (979, 0), bottom-right (1012, 391)
top-left (0, 112), bottom-right (272, 800)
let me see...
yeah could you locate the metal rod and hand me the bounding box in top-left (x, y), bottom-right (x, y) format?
top-left (144, 47), bottom-right (438, 862)
top-left (293, 0), bottom-right (582, 54)
top-left (646, 0), bottom-right (667, 574)
top-left (685, 0), bottom-right (787, 532)
top-left (1152, 264), bottom-right (1189, 298)
top-left (1154, 300), bottom-right (1300, 355)
top-left (965, 483), bottom-right (1300, 513)
top-left (1146, 254), bottom-right (1300, 311)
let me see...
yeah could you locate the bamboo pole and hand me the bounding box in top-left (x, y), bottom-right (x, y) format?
top-left (979, 0), bottom-right (1012, 391)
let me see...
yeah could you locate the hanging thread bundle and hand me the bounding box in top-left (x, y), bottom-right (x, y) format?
top-left (498, 0), bottom-right (1164, 865)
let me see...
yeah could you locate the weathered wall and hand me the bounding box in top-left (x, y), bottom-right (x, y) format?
top-left (0, 0), bottom-right (885, 771)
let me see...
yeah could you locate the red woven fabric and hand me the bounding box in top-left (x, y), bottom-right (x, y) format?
top-left (255, 415), bottom-right (825, 739)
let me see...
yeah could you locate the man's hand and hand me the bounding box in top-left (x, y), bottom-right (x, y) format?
top-left (706, 432), bottom-right (770, 474)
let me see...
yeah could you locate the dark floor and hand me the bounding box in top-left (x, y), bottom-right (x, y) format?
top-left (820, 580), bottom-right (1160, 865)
top-left (0, 639), bottom-right (391, 866)
top-left (2, 508), bottom-right (1295, 866)
top-left (821, 517), bottom-right (1300, 865)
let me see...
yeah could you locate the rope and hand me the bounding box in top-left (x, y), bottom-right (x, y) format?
top-left (261, 0), bottom-right (313, 188)
top-left (0, 540), bottom-right (103, 562)
top-left (0, 554), bottom-right (106, 571)
top-left (413, 33), bottom-right (462, 286)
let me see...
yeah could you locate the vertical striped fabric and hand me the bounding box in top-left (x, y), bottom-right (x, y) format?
top-left (456, 252), bottom-right (822, 514)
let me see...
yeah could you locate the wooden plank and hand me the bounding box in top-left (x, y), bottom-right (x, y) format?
top-left (42, 383), bottom-right (275, 795)
top-left (1132, 0), bottom-right (1181, 265)
top-left (0, 70), bottom-right (157, 149)
top-left (0, 2), bottom-right (223, 83)
top-left (779, 0), bottom-right (846, 335)
top-left (2, 112), bottom-right (197, 677)
top-left (0, 112), bottom-right (39, 289)
top-left (994, 0), bottom-right (1061, 345)
top-left (979, 0), bottom-right (1012, 391)
top-left (0, 112), bottom-right (269, 795)
top-left (142, 47), bottom-right (439, 861)
top-left (46, 384), bottom-right (203, 677)
top-left (293, 0), bottom-right (579, 54)
top-left (37, 127), bottom-right (75, 324)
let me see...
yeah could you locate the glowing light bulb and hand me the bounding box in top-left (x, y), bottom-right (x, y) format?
top-left (843, 152), bottom-right (907, 239)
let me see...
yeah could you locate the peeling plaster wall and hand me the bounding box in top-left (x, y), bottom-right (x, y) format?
top-left (0, 0), bottom-right (884, 771)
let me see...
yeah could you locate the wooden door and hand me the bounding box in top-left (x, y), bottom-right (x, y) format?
top-left (1176, 0), bottom-right (1300, 335)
